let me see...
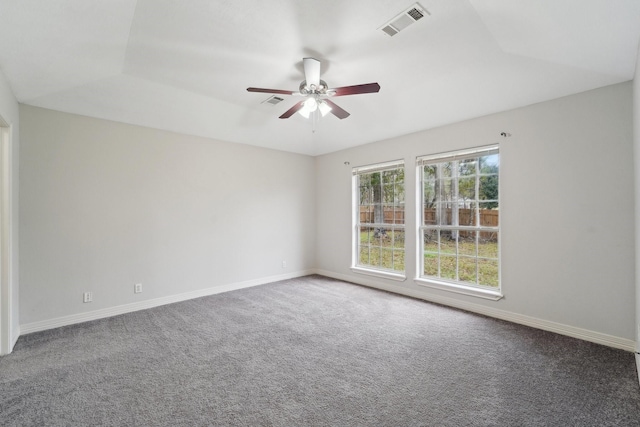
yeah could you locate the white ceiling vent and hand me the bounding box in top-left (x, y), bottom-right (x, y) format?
top-left (380, 3), bottom-right (429, 37)
top-left (262, 96), bottom-right (284, 105)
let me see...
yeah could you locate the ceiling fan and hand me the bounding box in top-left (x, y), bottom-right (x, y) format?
top-left (247, 57), bottom-right (380, 120)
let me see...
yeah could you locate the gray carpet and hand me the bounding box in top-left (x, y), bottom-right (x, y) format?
top-left (1, 275), bottom-right (639, 426)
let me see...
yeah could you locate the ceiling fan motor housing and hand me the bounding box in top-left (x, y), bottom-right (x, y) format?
top-left (300, 79), bottom-right (329, 95)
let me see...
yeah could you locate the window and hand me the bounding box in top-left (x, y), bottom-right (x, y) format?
top-left (417, 146), bottom-right (501, 299)
top-left (352, 160), bottom-right (405, 279)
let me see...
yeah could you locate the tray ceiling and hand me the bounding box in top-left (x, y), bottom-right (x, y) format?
top-left (1, 0), bottom-right (639, 155)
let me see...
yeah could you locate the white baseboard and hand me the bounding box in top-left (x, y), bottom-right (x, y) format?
top-left (16, 268), bottom-right (638, 355)
top-left (10, 326), bottom-right (18, 350)
top-left (0, 321), bottom-right (20, 356)
top-left (19, 270), bottom-right (315, 336)
top-left (636, 353), bottom-right (640, 387)
top-left (315, 269), bottom-right (637, 353)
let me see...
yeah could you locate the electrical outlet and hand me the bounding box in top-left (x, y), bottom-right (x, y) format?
top-left (83, 292), bottom-right (92, 303)
top-left (134, 283), bottom-right (142, 294)
top-left (282, 261), bottom-right (286, 268)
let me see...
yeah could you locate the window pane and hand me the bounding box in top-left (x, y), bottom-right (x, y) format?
top-left (383, 169), bottom-right (401, 183)
top-left (424, 253), bottom-right (438, 276)
top-left (424, 207), bottom-right (437, 225)
top-left (364, 204), bottom-right (381, 225)
top-left (424, 180), bottom-right (436, 208)
top-left (459, 158), bottom-right (477, 176)
top-left (459, 256), bottom-right (477, 284)
top-left (360, 206), bottom-right (373, 225)
top-left (381, 248), bottom-right (393, 269)
top-left (435, 203), bottom-right (452, 226)
top-left (441, 162), bottom-right (453, 178)
top-left (424, 230), bottom-right (438, 252)
top-left (439, 232), bottom-right (456, 255)
top-left (451, 203), bottom-right (475, 226)
top-left (479, 204), bottom-right (499, 227)
top-left (393, 250), bottom-right (405, 271)
top-left (381, 228), bottom-right (393, 247)
top-left (478, 232), bottom-right (498, 258)
top-left (458, 176), bottom-right (476, 200)
top-left (371, 228), bottom-right (384, 247)
top-left (478, 258), bottom-right (499, 287)
top-left (359, 226), bottom-right (372, 245)
top-left (479, 175), bottom-right (498, 205)
top-left (391, 229), bottom-right (405, 249)
top-left (423, 165), bottom-right (437, 181)
top-left (441, 179), bottom-right (454, 202)
top-left (383, 204), bottom-right (403, 224)
top-left (441, 255), bottom-right (457, 280)
top-left (358, 179), bottom-right (370, 204)
top-left (369, 247), bottom-right (381, 267)
top-left (459, 203), bottom-right (477, 226)
top-left (359, 186), bottom-right (372, 206)
top-left (395, 190), bottom-right (405, 206)
top-left (479, 154), bottom-right (499, 172)
top-left (359, 247), bottom-right (369, 266)
top-left (370, 171), bottom-right (381, 184)
top-left (459, 232), bottom-right (477, 257)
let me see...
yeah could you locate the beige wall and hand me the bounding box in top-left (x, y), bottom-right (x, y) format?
top-left (15, 80), bottom-right (638, 351)
top-left (316, 82), bottom-right (635, 344)
top-left (19, 105), bottom-right (316, 325)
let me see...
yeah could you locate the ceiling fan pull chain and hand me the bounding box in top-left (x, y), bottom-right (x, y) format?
top-left (312, 109), bottom-right (318, 133)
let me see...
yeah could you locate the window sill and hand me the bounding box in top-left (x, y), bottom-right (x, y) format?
top-left (414, 277), bottom-right (503, 301)
top-left (351, 266), bottom-right (407, 282)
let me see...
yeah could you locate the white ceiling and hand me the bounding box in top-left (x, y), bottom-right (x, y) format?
top-left (1, 0), bottom-right (639, 156)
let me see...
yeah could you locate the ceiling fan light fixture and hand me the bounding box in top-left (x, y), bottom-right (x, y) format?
top-left (299, 107), bottom-right (311, 119)
top-left (318, 101), bottom-right (332, 117)
top-left (305, 97), bottom-right (318, 111)
top-left (298, 98), bottom-right (317, 118)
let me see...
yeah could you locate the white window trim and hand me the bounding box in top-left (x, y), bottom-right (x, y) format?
top-left (351, 266), bottom-right (407, 281)
top-left (352, 159), bottom-right (404, 175)
top-left (416, 144), bottom-right (498, 164)
top-left (351, 160), bottom-right (406, 279)
top-left (414, 277), bottom-right (503, 300)
top-left (415, 145), bottom-right (501, 299)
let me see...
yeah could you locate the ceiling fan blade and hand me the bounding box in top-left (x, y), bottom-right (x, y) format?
top-left (330, 83), bottom-right (380, 96)
top-left (303, 57), bottom-right (321, 88)
top-left (279, 100), bottom-right (306, 119)
top-left (247, 87), bottom-right (295, 95)
top-left (323, 99), bottom-right (350, 119)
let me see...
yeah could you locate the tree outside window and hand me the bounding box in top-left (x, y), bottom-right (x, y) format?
top-left (353, 162), bottom-right (405, 274)
top-left (419, 147), bottom-right (499, 289)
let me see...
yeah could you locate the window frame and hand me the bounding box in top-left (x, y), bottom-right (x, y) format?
top-left (415, 145), bottom-right (502, 300)
top-left (351, 160), bottom-right (406, 281)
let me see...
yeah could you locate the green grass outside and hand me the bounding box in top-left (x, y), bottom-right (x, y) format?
top-left (423, 253), bottom-right (498, 287)
top-left (358, 229), bottom-right (499, 287)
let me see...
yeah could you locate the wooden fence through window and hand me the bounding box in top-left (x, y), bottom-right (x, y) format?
top-left (359, 207), bottom-right (498, 240)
